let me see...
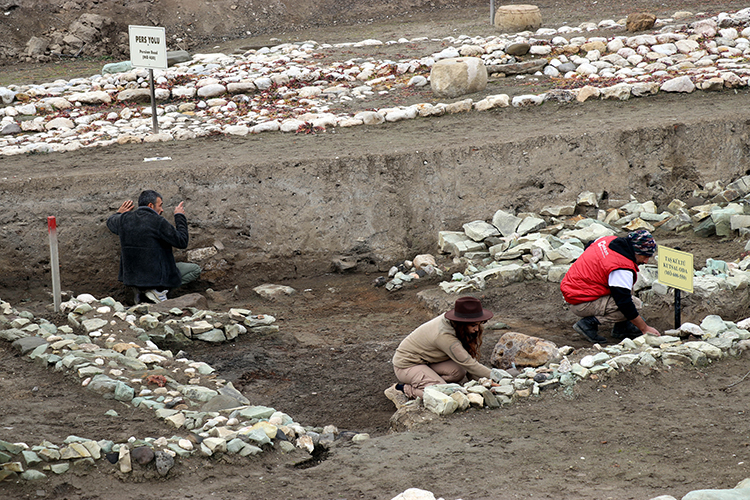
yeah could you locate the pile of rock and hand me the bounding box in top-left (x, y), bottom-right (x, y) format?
top-left (24, 13), bottom-right (127, 63)
top-left (434, 174), bottom-right (750, 299)
top-left (375, 254), bottom-right (444, 291)
top-left (4, 9), bottom-right (750, 155)
top-left (0, 293), bottom-right (369, 482)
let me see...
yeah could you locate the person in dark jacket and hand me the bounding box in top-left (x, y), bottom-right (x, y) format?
top-left (107, 190), bottom-right (201, 304)
top-left (560, 229), bottom-right (661, 343)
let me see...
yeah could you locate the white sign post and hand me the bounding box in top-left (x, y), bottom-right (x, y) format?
top-left (128, 25), bottom-right (167, 133)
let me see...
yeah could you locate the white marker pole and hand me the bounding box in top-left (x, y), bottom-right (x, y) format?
top-left (47, 216), bottom-right (61, 312)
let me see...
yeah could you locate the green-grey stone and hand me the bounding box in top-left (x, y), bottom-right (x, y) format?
top-left (50, 463), bottom-right (70, 474)
top-left (73, 303), bottom-right (93, 314)
top-left (167, 443), bottom-right (192, 457)
top-left (114, 381), bottom-right (134, 402)
top-left (277, 440), bottom-right (296, 453)
top-left (155, 408), bottom-right (180, 419)
top-left (82, 317), bottom-right (108, 332)
top-left (29, 343), bottom-right (49, 359)
top-left (37, 448), bottom-right (60, 461)
top-left (182, 386), bottom-right (218, 402)
top-left (72, 457), bottom-right (95, 468)
top-left (138, 399), bottom-right (164, 410)
top-left (693, 217), bottom-right (716, 237)
top-left (78, 365), bottom-right (104, 377)
top-left (102, 60), bottom-right (133, 74)
top-left (167, 50), bottom-right (190, 66)
top-left (196, 329), bottom-right (226, 342)
top-left (191, 362), bottom-right (214, 375)
top-left (86, 374), bottom-right (117, 395)
top-left (560, 373), bottom-right (576, 387)
top-left (21, 450), bottom-right (41, 465)
top-left (0, 328), bottom-right (27, 341)
top-left (0, 439), bottom-right (25, 454)
top-left (12, 336), bottom-right (47, 355)
top-left (247, 325), bottom-right (280, 335)
top-left (239, 443), bottom-right (263, 456)
top-left (97, 440), bottom-right (114, 453)
top-left (219, 382), bottom-right (250, 405)
top-left (40, 323), bottom-right (57, 335)
top-left (226, 438), bottom-right (246, 454)
top-left (20, 470), bottom-right (46, 481)
top-left (63, 435), bottom-right (87, 444)
top-left (60, 443), bottom-right (90, 459)
top-left (241, 427), bottom-right (271, 446)
top-left (237, 406), bottom-right (275, 420)
top-left (115, 356), bottom-right (147, 370)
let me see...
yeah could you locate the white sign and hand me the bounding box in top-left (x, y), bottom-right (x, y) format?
top-left (129, 25), bottom-right (167, 70)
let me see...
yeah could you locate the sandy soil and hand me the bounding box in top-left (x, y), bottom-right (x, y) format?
top-left (4, 1), bottom-right (750, 499)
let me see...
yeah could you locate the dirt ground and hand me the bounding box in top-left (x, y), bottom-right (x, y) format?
top-left (5, 1), bottom-right (750, 499)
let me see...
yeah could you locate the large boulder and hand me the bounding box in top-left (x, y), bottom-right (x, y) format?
top-left (490, 332), bottom-right (562, 370)
top-left (167, 50), bottom-right (191, 66)
top-left (25, 36), bottom-right (48, 57)
top-left (626, 12), bottom-right (656, 32)
top-left (102, 61), bottom-right (133, 75)
top-left (116, 88), bottom-right (152, 103)
top-left (430, 57), bottom-right (487, 98)
top-left (494, 4), bottom-right (542, 33)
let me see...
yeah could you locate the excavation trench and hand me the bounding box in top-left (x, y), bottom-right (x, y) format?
top-left (1, 91), bottom-right (749, 305)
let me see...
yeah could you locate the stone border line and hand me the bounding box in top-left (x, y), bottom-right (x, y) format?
top-left (2, 9), bottom-right (750, 155)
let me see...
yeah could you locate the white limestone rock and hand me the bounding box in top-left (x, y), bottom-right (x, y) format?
top-left (430, 57), bottom-right (488, 98)
top-left (660, 75), bottom-right (695, 93)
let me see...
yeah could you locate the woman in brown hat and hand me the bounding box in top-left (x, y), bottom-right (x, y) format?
top-left (385, 296), bottom-right (494, 407)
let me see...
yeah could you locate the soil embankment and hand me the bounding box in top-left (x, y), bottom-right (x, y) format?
top-left (2, 90), bottom-right (750, 302)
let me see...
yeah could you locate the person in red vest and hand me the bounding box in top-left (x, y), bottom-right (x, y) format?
top-left (560, 229), bottom-right (661, 343)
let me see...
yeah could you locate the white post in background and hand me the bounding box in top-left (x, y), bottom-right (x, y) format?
top-left (47, 216), bottom-right (61, 312)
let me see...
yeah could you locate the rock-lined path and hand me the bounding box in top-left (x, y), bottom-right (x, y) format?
top-left (3, 9), bottom-right (750, 155)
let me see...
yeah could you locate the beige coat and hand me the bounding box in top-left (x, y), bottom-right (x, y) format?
top-left (392, 314), bottom-right (491, 379)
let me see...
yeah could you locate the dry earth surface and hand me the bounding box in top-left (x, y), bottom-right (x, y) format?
top-left (4, 1), bottom-right (750, 499)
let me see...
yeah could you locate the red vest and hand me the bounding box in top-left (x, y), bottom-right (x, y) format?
top-left (560, 236), bottom-right (639, 305)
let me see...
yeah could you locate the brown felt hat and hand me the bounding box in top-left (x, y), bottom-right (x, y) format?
top-left (444, 297), bottom-right (494, 323)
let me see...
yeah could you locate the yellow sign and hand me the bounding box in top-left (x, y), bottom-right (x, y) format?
top-left (657, 245), bottom-right (693, 293)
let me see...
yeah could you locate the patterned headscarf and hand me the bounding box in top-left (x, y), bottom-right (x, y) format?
top-left (627, 229), bottom-right (656, 256)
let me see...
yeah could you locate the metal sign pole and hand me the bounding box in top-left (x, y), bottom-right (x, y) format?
top-left (490, 0), bottom-right (495, 25)
top-left (149, 68), bottom-right (158, 133)
top-left (674, 289), bottom-right (681, 329)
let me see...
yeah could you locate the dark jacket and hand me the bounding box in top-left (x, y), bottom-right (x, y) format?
top-left (107, 207), bottom-right (189, 289)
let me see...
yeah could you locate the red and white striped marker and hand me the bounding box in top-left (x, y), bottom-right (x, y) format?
top-left (48, 216), bottom-right (61, 312)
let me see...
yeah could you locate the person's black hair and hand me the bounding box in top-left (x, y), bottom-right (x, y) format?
top-left (138, 190), bottom-right (162, 207)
